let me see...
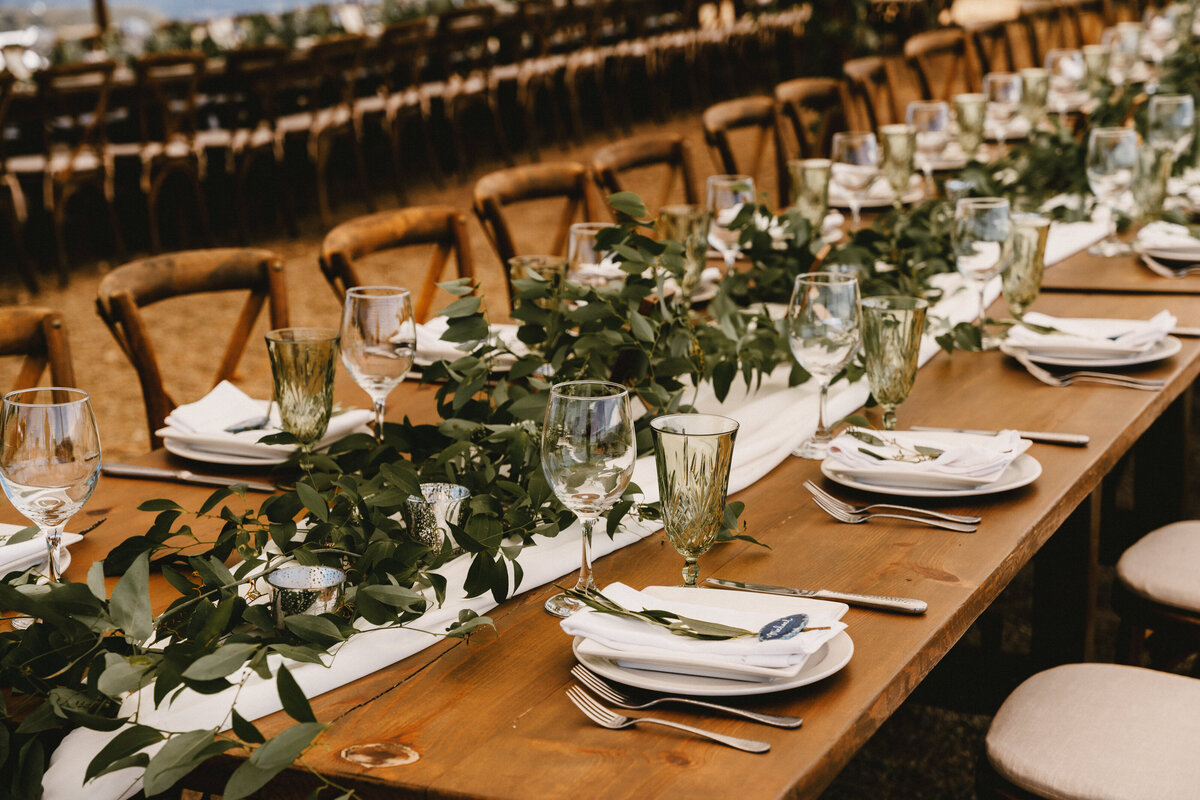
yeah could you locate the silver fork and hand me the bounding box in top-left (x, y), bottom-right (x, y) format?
top-left (803, 480), bottom-right (981, 525)
top-left (565, 686), bottom-right (771, 753)
top-left (811, 494), bottom-right (977, 533)
top-left (570, 665), bottom-right (802, 728)
top-left (1014, 353), bottom-right (1165, 391)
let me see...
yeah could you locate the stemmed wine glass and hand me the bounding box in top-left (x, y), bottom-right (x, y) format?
top-left (1102, 23), bottom-right (1141, 86)
top-left (787, 273), bottom-right (861, 460)
top-left (953, 197), bottom-right (1013, 350)
top-left (706, 175), bottom-right (756, 276)
top-left (906, 100), bottom-right (951, 197)
top-left (1045, 49), bottom-right (1085, 125)
top-left (984, 72), bottom-right (1022, 152)
top-left (541, 380), bottom-right (636, 617)
top-left (1147, 93), bottom-right (1195, 165)
top-left (340, 286), bottom-right (417, 441)
top-left (1086, 126), bottom-right (1138, 257)
top-left (861, 297), bottom-right (928, 431)
top-left (0, 389), bottom-right (101, 606)
top-left (831, 131), bottom-right (880, 230)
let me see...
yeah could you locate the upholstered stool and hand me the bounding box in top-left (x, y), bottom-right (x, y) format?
top-left (985, 663), bottom-right (1200, 799)
top-left (1115, 520), bottom-right (1200, 664)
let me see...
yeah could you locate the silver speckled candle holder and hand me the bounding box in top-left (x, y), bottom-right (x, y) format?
top-left (404, 483), bottom-right (470, 553)
top-left (268, 565), bottom-right (346, 626)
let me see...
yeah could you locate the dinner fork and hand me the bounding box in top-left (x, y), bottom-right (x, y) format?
top-left (811, 494), bottom-right (978, 532)
top-left (565, 686), bottom-right (771, 752)
top-left (1014, 354), bottom-right (1165, 391)
top-left (570, 665), bottom-right (803, 728)
top-left (803, 480), bottom-right (981, 525)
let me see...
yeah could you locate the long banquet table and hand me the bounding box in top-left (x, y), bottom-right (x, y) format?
top-left (10, 281), bottom-right (1200, 798)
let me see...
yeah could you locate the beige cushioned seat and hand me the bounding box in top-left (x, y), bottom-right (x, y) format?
top-left (986, 663), bottom-right (1200, 800)
top-left (1116, 520), bottom-right (1200, 614)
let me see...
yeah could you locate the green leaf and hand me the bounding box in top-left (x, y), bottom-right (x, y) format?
top-left (438, 295), bottom-right (482, 319)
top-left (198, 486), bottom-right (237, 516)
top-left (231, 710), bottom-right (265, 745)
top-left (110, 553), bottom-right (153, 644)
top-left (142, 729), bottom-right (220, 796)
top-left (294, 481), bottom-right (329, 523)
top-left (87, 560), bottom-right (107, 601)
top-left (97, 653), bottom-right (152, 698)
top-left (137, 498), bottom-right (184, 512)
top-left (607, 192), bottom-right (648, 219)
top-left (85, 725), bottom-right (164, 782)
top-left (283, 615), bottom-right (346, 647)
top-left (182, 642), bottom-right (259, 681)
top-left (361, 584), bottom-right (425, 610)
top-left (277, 665), bottom-right (317, 724)
top-left (249, 722), bottom-right (326, 771)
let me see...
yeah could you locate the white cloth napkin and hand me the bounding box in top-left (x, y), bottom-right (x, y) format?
top-left (829, 176), bottom-right (918, 205)
top-left (158, 381), bottom-right (373, 459)
top-left (984, 115), bottom-right (1031, 141)
top-left (0, 523), bottom-right (80, 576)
top-left (825, 428), bottom-right (1031, 489)
top-left (562, 583), bottom-right (846, 680)
top-left (1136, 221), bottom-right (1200, 258)
top-left (414, 316), bottom-right (527, 367)
top-left (1043, 220), bottom-right (1111, 266)
top-left (1007, 311), bottom-right (1176, 357)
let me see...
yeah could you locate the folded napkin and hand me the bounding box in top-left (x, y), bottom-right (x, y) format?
top-left (826, 428), bottom-right (1031, 489)
top-left (984, 114), bottom-right (1032, 141)
top-left (1007, 311), bottom-right (1176, 357)
top-left (570, 255), bottom-right (627, 285)
top-left (0, 523), bottom-right (80, 576)
top-left (414, 316), bottom-right (527, 368)
top-left (1136, 221), bottom-right (1200, 258)
top-left (158, 381), bottom-right (373, 459)
top-left (562, 582), bottom-right (846, 681)
top-left (829, 175), bottom-right (921, 206)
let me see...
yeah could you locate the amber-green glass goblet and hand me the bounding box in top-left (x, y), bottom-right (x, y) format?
top-left (861, 297), bottom-right (928, 431)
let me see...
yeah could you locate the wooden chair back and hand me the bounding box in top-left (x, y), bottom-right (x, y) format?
top-left (904, 28), bottom-right (980, 102)
top-left (1020, 1), bottom-right (1079, 66)
top-left (473, 161), bottom-right (595, 269)
top-left (319, 206), bottom-right (475, 322)
top-left (377, 18), bottom-right (431, 92)
top-left (843, 56), bottom-right (902, 131)
top-left (135, 51), bottom-right (206, 145)
top-left (968, 19), bottom-right (1022, 73)
top-left (34, 59), bottom-right (117, 179)
top-left (221, 45), bottom-right (288, 131)
top-left (434, 4), bottom-right (499, 79)
top-left (590, 133), bottom-right (700, 216)
top-left (774, 77), bottom-right (850, 161)
top-left (306, 34), bottom-right (367, 113)
top-left (702, 95), bottom-right (786, 207)
top-left (1062, 0), bottom-right (1110, 43)
top-left (96, 248), bottom-right (289, 445)
top-left (0, 307), bottom-right (76, 390)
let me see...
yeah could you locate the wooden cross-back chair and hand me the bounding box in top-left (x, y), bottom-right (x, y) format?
top-left (433, 4), bottom-right (511, 174)
top-left (843, 56), bottom-right (902, 131)
top-left (319, 206), bottom-right (476, 323)
top-left (1061, 0), bottom-right (1111, 44)
top-left (701, 96), bottom-right (786, 208)
top-left (373, 18), bottom-right (442, 199)
top-left (0, 307), bottom-right (76, 391)
top-left (590, 133), bottom-right (700, 219)
top-left (473, 162), bottom-right (595, 269)
top-left (96, 248), bottom-right (289, 447)
top-left (968, 18), bottom-right (1023, 74)
top-left (774, 77), bottom-right (850, 160)
top-left (0, 72), bottom-right (35, 293)
top-left (904, 28), bottom-right (981, 103)
top-left (1019, 1), bottom-right (1080, 66)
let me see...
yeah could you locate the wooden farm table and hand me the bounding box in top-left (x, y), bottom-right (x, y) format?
top-left (8, 291), bottom-right (1200, 799)
top-left (1042, 244), bottom-right (1200, 294)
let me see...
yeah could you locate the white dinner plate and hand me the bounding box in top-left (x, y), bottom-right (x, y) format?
top-left (571, 586), bottom-right (854, 696)
top-left (163, 438), bottom-right (289, 466)
top-left (821, 452), bottom-right (1042, 498)
top-left (1000, 336), bottom-right (1181, 368)
top-left (1140, 245), bottom-right (1200, 263)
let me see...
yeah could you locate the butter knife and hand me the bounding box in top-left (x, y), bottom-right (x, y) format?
top-left (102, 463), bottom-right (277, 493)
top-left (909, 425), bottom-right (1089, 447)
top-left (705, 578), bottom-right (928, 615)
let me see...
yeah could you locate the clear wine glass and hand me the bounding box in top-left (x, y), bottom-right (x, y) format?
top-left (706, 174), bottom-right (756, 276)
top-left (1147, 93), bottom-right (1195, 163)
top-left (831, 131), bottom-right (880, 230)
top-left (953, 197), bottom-right (1013, 350)
top-left (984, 72), bottom-right (1022, 152)
top-left (787, 273), bottom-right (861, 460)
top-left (0, 388), bottom-right (101, 590)
top-left (340, 286), bottom-right (417, 441)
top-left (1102, 23), bottom-right (1141, 86)
top-left (568, 222), bottom-right (617, 287)
top-left (906, 100), bottom-right (951, 197)
top-left (1086, 126), bottom-right (1138, 257)
top-left (541, 380), bottom-right (636, 617)
top-left (1045, 49), bottom-right (1085, 125)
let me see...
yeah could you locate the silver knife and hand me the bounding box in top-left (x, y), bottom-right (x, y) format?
top-left (102, 463), bottom-right (277, 493)
top-left (706, 578), bottom-right (927, 615)
top-left (1172, 327), bottom-right (1200, 337)
top-left (909, 425), bottom-right (1089, 447)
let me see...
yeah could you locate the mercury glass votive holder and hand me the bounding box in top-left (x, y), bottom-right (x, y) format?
top-left (268, 565), bottom-right (346, 626)
top-left (404, 483), bottom-right (471, 553)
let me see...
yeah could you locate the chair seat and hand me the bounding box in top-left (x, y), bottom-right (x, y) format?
top-left (986, 663), bottom-right (1200, 800)
top-left (1117, 520), bottom-right (1200, 614)
top-left (8, 150), bottom-right (106, 176)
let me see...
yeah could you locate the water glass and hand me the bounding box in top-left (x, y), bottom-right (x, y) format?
top-left (706, 175), bottom-right (756, 275)
top-left (879, 124), bottom-right (916, 208)
top-left (651, 414), bottom-right (738, 587)
top-left (1003, 213), bottom-right (1050, 318)
top-left (787, 157), bottom-right (832, 233)
top-left (787, 272), bottom-right (861, 459)
top-left (1019, 68), bottom-right (1049, 129)
top-left (340, 287), bottom-right (416, 441)
top-left (404, 483), bottom-right (470, 553)
top-left (1147, 93), bottom-right (1195, 163)
top-left (568, 222), bottom-right (618, 287)
top-left (984, 72), bottom-right (1023, 151)
top-left (1086, 126), bottom-right (1138, 257)
top-left (265, 328), bottom-right (341, 453)
top-left (831, 131), bottom-right (880, 230)
top-left (508, 254), bottom-right (568, 310)
top-left (1082, 44), bottom-right (1111, 94)
top-left (906, 100), bottom-right (951, 197)
top-left (0, 388), bottom-right (100, 585)
top-left (861, 297), bottom-right (928, 431)
top-left (1102, 23), bottom-right (1141, 85)
top-left (1135, 146), bottom-right (1174, 221)
top-left (953, 197), bottom-right (1012, 350)
top-left (953, 93), bottom-right (987, 159)
top-left (658, 203), bottom-right (712, 302)
top-left (1045, 49), bottom-right (1085, 123)
top-left (541, 380), bottom-right (636, 617)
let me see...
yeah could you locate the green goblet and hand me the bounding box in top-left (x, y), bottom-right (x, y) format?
top-left (658, 203), bottom-right (712, 303)
top-left (787, 157), bottom-right (831, 233)
top-left (953, 93), bottom-right (986, 160)
top-left (879, 123), bottom-right (916, 209)
top-left (861, 296), bottom-right (929, 431)
top-left (265, 328), bottom-right (340, 459)
top-left (1003, 213), bottom-right (1050, 319)
top-left (651, 414), bottom-right (738, 587)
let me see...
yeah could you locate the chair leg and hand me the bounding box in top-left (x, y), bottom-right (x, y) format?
top-left (102, 174), bottom-right (126, 262)
top-left (4, 208), bottom-right (37, 294)
top-left (185, 161), bottom-right (212, 247)
top-left (447, 93), bottom-right (472, 179)
top-left (351, 125), bottom-right (376, 214)
top-left (146, 168), bottom-right (172, 253)
top-left (486, 90), bottom-right (513, 166)
top-left (51, 186), bottom-right (73, 287)
top-left (315, 132), bottom-right (334, 228)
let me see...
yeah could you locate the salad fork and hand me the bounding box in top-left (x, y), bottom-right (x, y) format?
top-left (811, 494), bottom-right (978, 532)
top-left (803, 480), bottom-right (980, 525)
top-left (570, 665), bottom-right (803, 728)
top-left (565, 686), bottom-right (771, 752)
top-left (1014, 353), bottom-right (1165, 390)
